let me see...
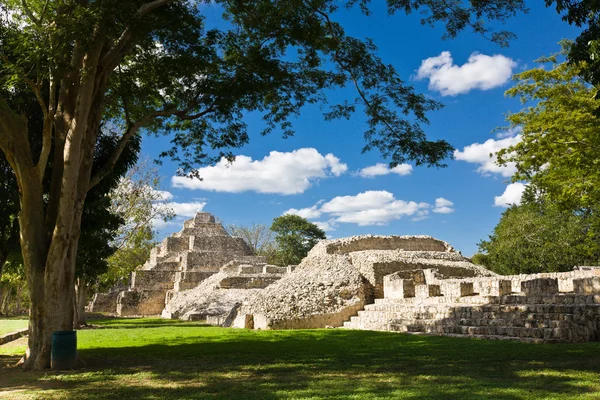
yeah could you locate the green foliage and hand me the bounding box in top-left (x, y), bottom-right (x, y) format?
top-left (270, 215), bottom-right (326, 265)
top-left (545, 1), bottom-right (600, 86)
top-left (98, 161), bottom-right (174, 291)
top-left (499, 49), bottom-right (600, 211)
top-left (0, 0), bottom-right (531, 178)
top-left (477, 200), bottom-right (600, 275)
top-left (101, 226), bottom-right (155, 291)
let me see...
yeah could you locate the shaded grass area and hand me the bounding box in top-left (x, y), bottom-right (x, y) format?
top-left (1, 318), bottom-right (599, 399)
top-left (0, 318), bottom-right (28, 336)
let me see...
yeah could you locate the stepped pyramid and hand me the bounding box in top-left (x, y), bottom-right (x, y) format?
top-left (90, 212), bottom-right (266, 316)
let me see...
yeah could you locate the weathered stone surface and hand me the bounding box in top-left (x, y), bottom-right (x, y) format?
top-left (162, 259), bottom-right (288, 323)
top-left (345, 265), bottom-right (600, 343)
top-left (117, 290), bottom-right (166, 316)
top-left (237, 252), bottom-right (370, 329)
top-left (237, 235), bottom-right (486, 330)
top-left (90, 212), bottom-right (265, 316)
top-left (88, 292), bottom-right (119, 313)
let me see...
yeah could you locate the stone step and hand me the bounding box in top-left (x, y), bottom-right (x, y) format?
top-left (373, 295), bottom-right (494, 305)
top-left (354, 308), bottom-right (599, 327)
top-left (218, 276), bottom-right (281, 289)
top-left (391, 323), bottom-right (594, 342)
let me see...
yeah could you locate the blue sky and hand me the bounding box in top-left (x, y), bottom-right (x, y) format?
top-left (142, 2), bottom-right (582, 256)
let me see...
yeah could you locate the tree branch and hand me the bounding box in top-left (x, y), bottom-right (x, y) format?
top-left (88, 108), bottom-right (175, 190)
top-left (0, 55), bottom-right (49, 119)
top-left (100, 0), bottom-right (178, 70)
top-left (20, 0), bottom-right (39, 25)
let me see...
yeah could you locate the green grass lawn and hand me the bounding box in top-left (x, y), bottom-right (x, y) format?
top-left (0, 318), bottom-right (28, 336)
top-left (1, 318), bottom-right (599, 400)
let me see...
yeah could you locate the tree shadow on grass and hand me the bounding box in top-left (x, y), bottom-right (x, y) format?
top-left (2, 329), bottom-right (599, 399)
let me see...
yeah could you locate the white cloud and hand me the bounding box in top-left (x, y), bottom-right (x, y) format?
top-left (314, 220), bottom-right (335, 232)
top-left (283, 191), bottom-right (454, 226)
top-left (284, 205), bottom-right (322, 219)
top-left (433, 198), bottom-right (454, 214)
top-left (454, 135), bottom-right (521, 177)
top-left (494, 183), bottom-right (527, 207)
top-left (416, 51), bottom-right (516, 96)
top-left (358, 163), bottom-right (413, 178)
top-left (167, 201), bottom-right (207, 217)
top-left (320, 190), bottom-right (431, 226)
top-left (172, 148), bottom-right (347, 195)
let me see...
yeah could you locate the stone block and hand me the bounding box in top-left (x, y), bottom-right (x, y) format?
top-left (573, 277), bottom-right (600, 294)
top-left (264, 265), bottom-right (287, 274)
top-left (383, 275), bottom-right (415, 299)
top-left (162, 236), bottom-right (191, 254)
top-left (219, 276), bottom-right (280, 289)
top-left (415, 284), bottom-right (442, 298)
top-left (173, 271), bottom-right (216, 291)
top-left (131, 270), bottom-right (177, 290)
top-left (521, 278), bottom-right (559, 295)
top-left (117, 290), bottom-right (166, 316)
top-left (240, 265), bottom-right (263, 274)
top-left (89, 292), bottom-right (119, 313)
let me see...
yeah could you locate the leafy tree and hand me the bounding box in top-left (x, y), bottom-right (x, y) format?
top-left (499, 48), bottom-right (600, 211)
top-left (227, 223), bottom-right (277, 258)
top-left (99, 161), bottom-right (174, 292)
top-left (0, 0), bottom-right (526, 369)
top-left (477, 199), bottom-right (600, 275)
top-left (545, 1), bottom-right (600, 86)
top-left (270, 215), bottom-right (326, 266)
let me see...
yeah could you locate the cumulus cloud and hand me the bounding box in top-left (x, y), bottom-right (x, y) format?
top-left (454, 135), bottom-right (521, 177)
top-left (282, 191), bottom-right (455, 226)
top-left (284, 205), bottom-right (322, 219)
top-left (433, 198), bottom-right (454, 214)
top-left (314, 220), bottom-right (336, 232)
top-left (358, 163), bottom-right (413, 178)
top-left (313, 191), bottom-right (435, 226)
top-left (416, 51), bottom-right (516, 96)
top-left (494, 183), bottom-right (527, 207)
top-left (168, 201), bottom-right (207, 217)
top-left (172, 148), bottom-right (347, 195)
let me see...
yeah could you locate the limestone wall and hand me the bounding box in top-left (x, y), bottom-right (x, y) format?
top-left (325, 235), bottom-right (454, 254)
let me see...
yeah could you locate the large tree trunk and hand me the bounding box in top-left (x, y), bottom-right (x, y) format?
top-left (74, 277), bottom-right (88, 328)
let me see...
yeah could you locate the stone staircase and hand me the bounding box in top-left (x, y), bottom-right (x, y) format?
top-left (343, 274), bottom-right (600, 343)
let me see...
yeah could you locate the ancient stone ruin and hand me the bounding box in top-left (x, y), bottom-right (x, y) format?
top-left (90, 212), bottom-right (280, 316)
top-left (91, 212), bottom-right (600, 343)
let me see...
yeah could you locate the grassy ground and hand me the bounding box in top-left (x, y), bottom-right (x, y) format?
top-left (0, 318), bottom-right (28, 336)
top-left (0, 318), bottom-right (599, 400)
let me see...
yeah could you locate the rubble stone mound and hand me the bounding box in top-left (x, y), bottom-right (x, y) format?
top-left (162, 258), bottom-right (293, 324)
top-left (235, 235), bottom-right (493, 330)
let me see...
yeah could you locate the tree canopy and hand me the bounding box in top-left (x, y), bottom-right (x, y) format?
top-left (270, 215), bottom-right (326, 266)
top-left (498, 48), bottom-right (600, 211)
top-left (476, 197), bottom-right (600, 275)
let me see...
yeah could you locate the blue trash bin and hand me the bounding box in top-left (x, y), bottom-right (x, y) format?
top-left (51, 331), bottom-right (77, 370)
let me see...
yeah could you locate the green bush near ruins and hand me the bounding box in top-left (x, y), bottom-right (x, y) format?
top-left (1, 318), bottom-right (599, 399)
